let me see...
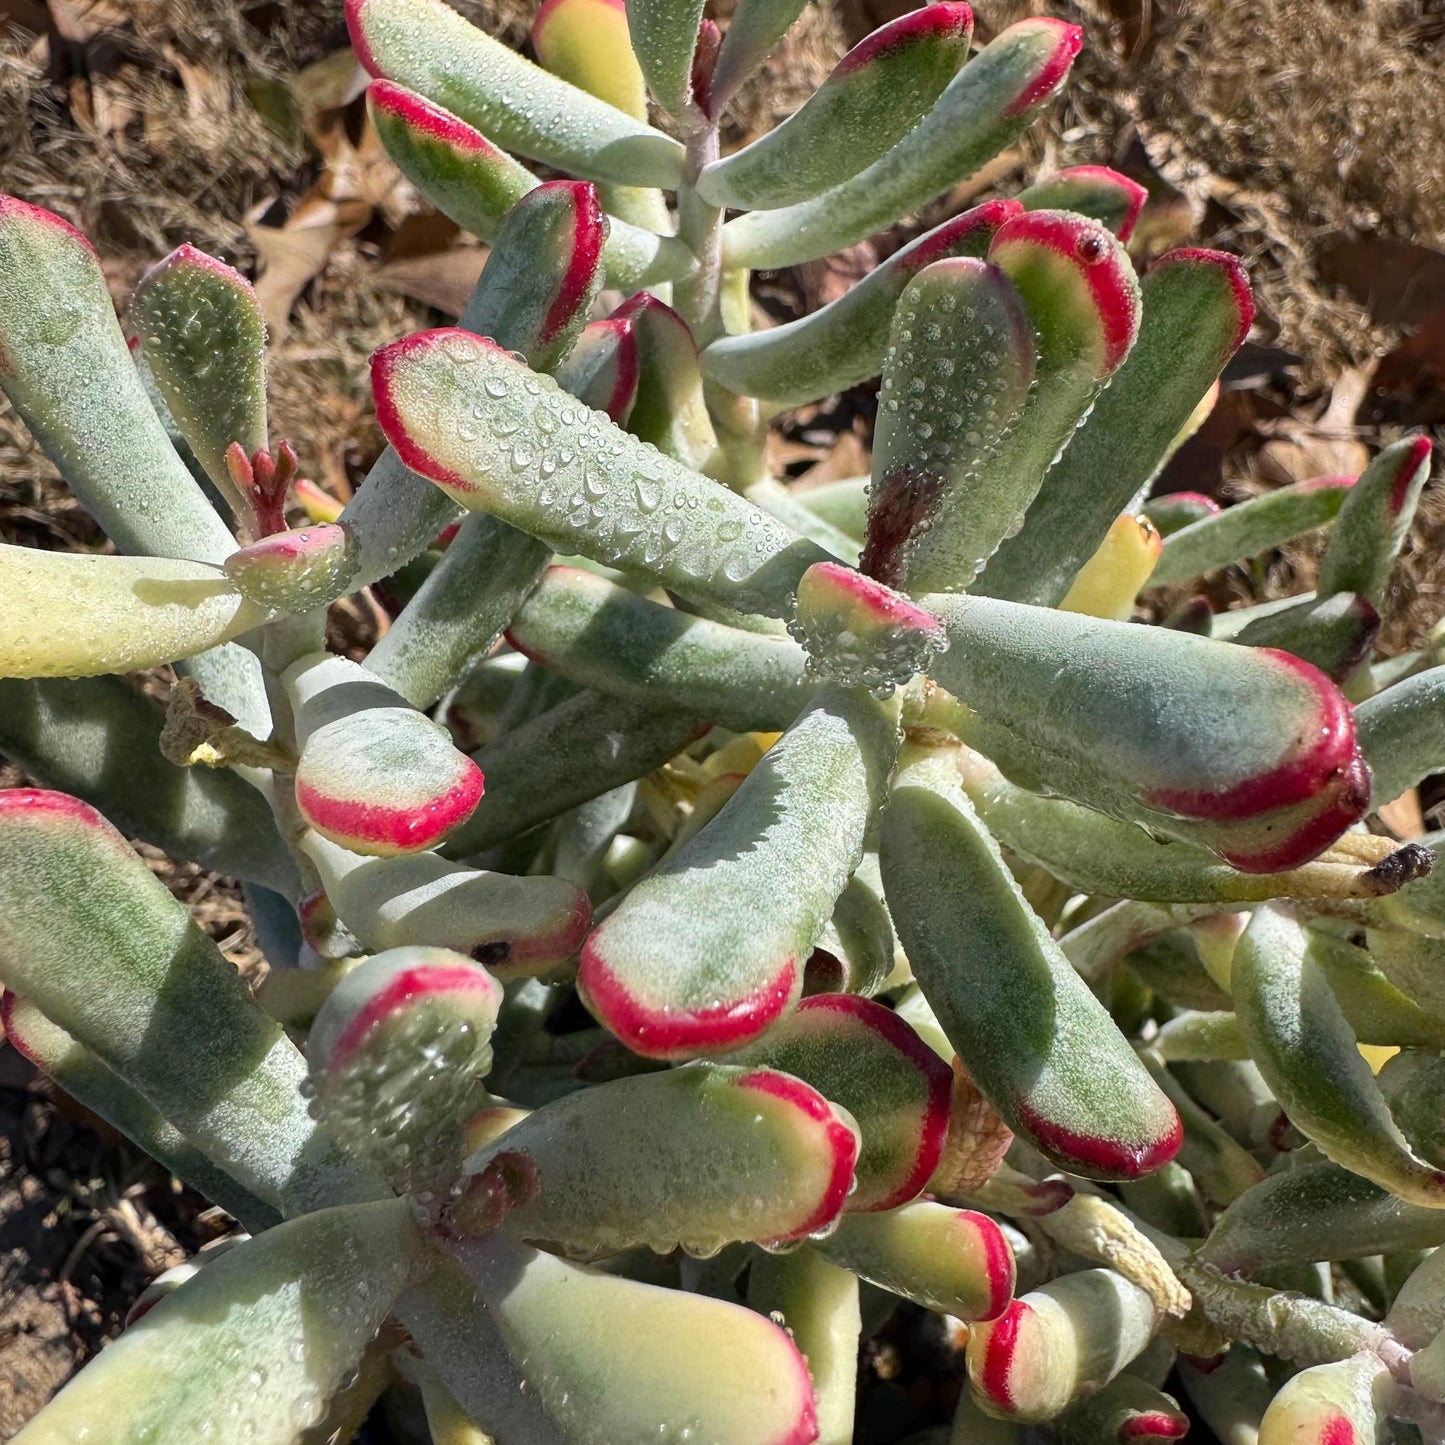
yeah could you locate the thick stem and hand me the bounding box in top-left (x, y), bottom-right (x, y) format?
top-left (673, 125), bottom-right (723, 337)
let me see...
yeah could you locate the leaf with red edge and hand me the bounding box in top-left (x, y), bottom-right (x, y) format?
top-left (964, 1269), bottom-right (1159, 1423)
top-left (1230, 590), bottom-right (1380, 684)
top-left (533, 0), bottom-right (647, 118)
top-left (369, 328), bottom-right (834, 619)
top-left (1317, 433), bottom-right (1434, 606)
top-left (128, 244), bottom-right (269, 532)
top-left (286, 652), bottom-right (483, 856)
top-left (223, 522), bottom-right (357, 611)
top-left (347, 0), bottom-right (684, 187)
top-left (978, 246), bottom-right (1251, 606)
top-left (880, 744), bottom-right (1182, 1181)
top-left (458, 1063), bottom-right (858, 1257)
top-left (720, 18), bottom-right (1082, 271)
top-left (1052, 1374), bottom-right (1191, 1443)
top-left (579, 684), bottom-right (898, 1060)
top-left (307, 945), bottom-right (502, 1196)
top-left (701, 200), bottom-right (1019, 409)
top-left (1017, 165), bottom-right (1148, 241)
top-left (924, 593), bottom-right (1371, 873)
top-left (555, 316), bottom-right (640, 423)
top-left (1144, 490), bottom-right (1221, 537)
top-left (722, 993), bottom-right (951, 1212)
top-left (1256, 1354), bottom-right (1390, 1445)
top-left (815, 1201), bottom-right (1015, 1322)
top-left (301, 829), bottom-right (590, 979)
top-left (697, 4), bottom-right (975, 212)
top-left (0, 195), bottom-right (236, 566)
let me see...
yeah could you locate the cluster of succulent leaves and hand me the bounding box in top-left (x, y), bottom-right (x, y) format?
top-left (4, 0), bottom-right (1445, 1440)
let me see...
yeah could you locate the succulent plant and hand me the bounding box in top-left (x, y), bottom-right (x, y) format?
top-left (1, 1), bottom-right (1443, 1441)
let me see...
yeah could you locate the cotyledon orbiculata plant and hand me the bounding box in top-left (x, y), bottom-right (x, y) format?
top-left (1, 0), bottom-right (1444, 1440)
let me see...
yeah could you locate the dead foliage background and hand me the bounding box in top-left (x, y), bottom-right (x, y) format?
top-left (0, 0), bottom-right (1442, 1438)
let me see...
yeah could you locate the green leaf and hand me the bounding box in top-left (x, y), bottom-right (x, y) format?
top-left (879, 745), bottom-right (1181, 1179)
top-left (0, 545), bottom-right (267, 677)
top-left (720, 18), bottom-right (1082, 270)
top-left (795, 475), bottom-right (869, 540)
top-left (697, 4), bottom-right (974, 211)
top-left (976, 247), bottom-right (1252, 605)
top-left (348, 0), bottom-right (686, 187)
top-left (1356, 665), bottom-right (1445, 804)
top-left (723, 993), bottom-right (952, 1211)
top-left (556, 315), bottom-right (641, 421)
top-left (707, 0), bottom-right (808, 108)
top-left (286, 652), bottom-right (484, 856)
top-left (13, 1199), bottom-right (423, 1445)
top-left (1143, 490), bottom-right (1220, 536)
top-left (580, 685), bottom-right (898, 1058)
top-left (1230, 590), bottom-right (1380, 683)
top-left (1016, 164), bottom-right (1148, 239)
top-left (1378, 1049), bottom-right (1445, 1169)
top-left (814, 1201), bottom-right (1015, 1321)
top-left (371, 327), bottom-right (835, 618)
top-left (427, 1234), bottom-right (821, 1443)
top-left (301, 830), bottom-right (591, 979)
top-left (128, 243), bottom-right (269, 529)
top-left (1201, 1161), bottom-right (1445, 1274)
top-left (0, 790), bottom-right (374, 1214)
top-left (1, 993), bottom-right (281, 1231)
top-left (308, 946), bottom-right (503, 1195)
top-left (925, 593), bottom-right (1371, 872)
top-left (1231, 904), bottom-right (1445, 1205)
top-left (1148, 474), bottom-right (1354, 588)
top-left (0, 675), bottom-right (298, 895)
top-left (1317, 434), bottom-right (1434, 606)
top-left (700, 201), bottom-right (1016, 408)
top-left (624, 0), bottom-right (706, 115)
top-left (506, 563), bottom-right (814, 731)
top-left (0, 196), bottom-right (236, 565)
top-left (366, 516), bottom-right (551, 709)
top-left (462, 1062), bottom-right (857, 1255)
top-left (1052, 1374), bottom-right (1189, 1445)
top-left (964, 1269), bottom-right (1159, 1423)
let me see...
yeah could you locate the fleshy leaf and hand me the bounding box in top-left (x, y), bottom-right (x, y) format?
top-left (365, 516), bottom-right (551, 709)
top-left (1053, 1375), bottom-right (1190, 1443)
top-left (367, 82), bottom-right (690, 291)
top-left (807, 870), bottom-right (897, 999)
top-left (302, 830), bottom-right (590, 978)
top-left (0, 675), bottom-right (298, 895)
top-left (860, 256), bottom-right (1034, 590)
top-left (1148, 474), bottom-right (1354, 588)
top-left (1018, 164), bottom-right (1148, 238)
top-left (308, 946), bottom-right (502, 1195)
top-left (1057, 514), bottom-right (1162, 619)
top-left (370, 328), bottom-right (834, 618)
top-left (1231, 904), bottom-right (1445, 1205)
top-left (128, 243), bottom-right (269, 529)
top-left (432, 1234), bottom-right (821, 1444)
top-left (700, 200), bottom-right (1018, 408)
top-left (1, 992), bottom-right (280, 1231)
top-left (1317, 434), bottom-right (1434, 606)
top-left (13, 1199), bottom-right (422, 1445)
top-left (791, 561), bottom-right (944, 691)
top-left (1144, 490), bottom-right (1221, 536)
top-left (532, 0), bottom-right (647, 117)
top-left (747, 478), bottom-right (864, 566)
top-left (0, 196), bottom-right (236, 565)
top-left (347, 0), bottom-right (685, 186)
top-left (814, 1201), bottom-right (1015, 1321)
top-left (612, 291), bottom-right (720, 471)
top-left (286, 653), bottom-right (484, 855)
top-left (460, 1063), bottom-right (857, 1256)
top-left (1356, 665), bottom-right (1445, 804)
top-left (723, 993), bottom-right (951, 1211)
top-left (555, 316), bottom-right (640, 422)
top-left (977, 247), bottom-right (1252, 605)
top-left (0, 791), bottom-right (372, 1214)
top-left (1231, 590), bottom-right (1380, 683)
top-left (697, 4), bottom-right (975, 211)
top-left (223, 522), bottom-right (358, 611)
top-left (1256, 1353), bottom-right (1391, 1445)
top-left (0, 545), bottom-right (267, 678)
top-left (965, 1269), bottom-right (1159, 1423)
top-left (796, 475), bottom-right (870, 540)
top-left (580, 684), bottom-right (898, 1059)
top-left (624, 0), bottom-right (707, 115)
top-left (925, 593), bottom-right (1371, 872)
top-left (1378, 1050), bottom-right (1445, 1167)
top-left (507, 564), bottom-right (813, 732)
top-left (443, 691), bottom-right (706, 856)
top-left (720, 18), bottom-right (1082, 270)
top-left (880, 745), bottom-right (1181, 1179)
top-left (707, 0), bottom-right (809, 108)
